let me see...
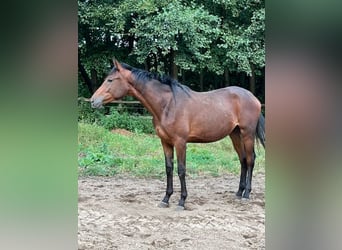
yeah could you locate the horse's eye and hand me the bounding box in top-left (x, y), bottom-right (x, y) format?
top-left (107, 79), bottom-right (113, 83)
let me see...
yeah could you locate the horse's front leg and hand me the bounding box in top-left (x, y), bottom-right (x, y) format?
top-left (175, 141), bottom-right (187, 210)
top-left (159, 141), bottom-right (174, 208)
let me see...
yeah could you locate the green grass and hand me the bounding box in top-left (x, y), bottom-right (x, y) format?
top-left (78, 123), bottom-right (265, 178)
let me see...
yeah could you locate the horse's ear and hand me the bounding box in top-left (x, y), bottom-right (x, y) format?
top-left (113, 59), bottom-right (124, 72)
top-left (110, 57), bottom-right (116, 67)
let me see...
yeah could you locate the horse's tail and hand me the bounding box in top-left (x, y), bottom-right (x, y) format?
top-left (256, 114), bottom-right (265, 148)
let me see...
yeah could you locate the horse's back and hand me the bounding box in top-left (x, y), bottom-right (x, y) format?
top-left (223, 86), bottom-right (260, 105)
top-left (194, 86), bottom-right (261, 112)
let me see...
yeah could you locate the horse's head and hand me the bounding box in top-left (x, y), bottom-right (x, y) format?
top-left (90, 60), bottom-right (132, 108)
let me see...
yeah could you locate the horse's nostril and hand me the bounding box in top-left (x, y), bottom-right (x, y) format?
top-left (90, 98), bottom-right (96, 106)
top-left (90, 98), bottom-right (103, 108)
top-left (89, 95), bottom-right (105, 109)
top-left (90, 98), bottom-right (95, 108)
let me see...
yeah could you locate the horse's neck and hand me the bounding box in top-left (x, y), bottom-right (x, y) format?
top-left (129, 80), bottom-right (171, 120)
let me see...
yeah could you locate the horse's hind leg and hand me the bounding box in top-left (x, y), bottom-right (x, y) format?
top-left (229, 126), bottom-right (247, 198)
top-left (174, 140), bottom-right (187, 210)
top-left (240, 129), bottom-right (256, 199)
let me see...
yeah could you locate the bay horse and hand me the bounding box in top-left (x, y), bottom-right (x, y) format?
top-left (90, 60), bottom-right (265, 210)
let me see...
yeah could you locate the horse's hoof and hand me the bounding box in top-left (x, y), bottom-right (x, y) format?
top-left (158, 201), bottom-right (169, 208)
top-left (236, 191), bottom-right (243, 198)
top-left (236, 194), bottom-right (242, 199)
top-left (175, 205), bottom-right (185, 211)
top-left (242, 194), bottom-right (250, 199)
top-left (241, 197), bottom-right (250, 202)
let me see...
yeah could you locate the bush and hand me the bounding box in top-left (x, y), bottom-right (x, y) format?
top-left (78, 99), bottom-right (106, 124)
top-left (78, 100), bottom-right (155, 134)
top-left (101, 110), bottom-right (154, 134)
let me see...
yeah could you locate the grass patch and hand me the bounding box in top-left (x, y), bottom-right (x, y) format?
top-left (78, 123), bottom-right (265, 178)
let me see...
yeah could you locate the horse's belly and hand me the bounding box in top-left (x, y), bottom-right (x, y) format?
top-left (187, 111), bottom-right (237, 143)
top-left (187, 135), bottom-right (227, 143)
top-left (187, 125), bottom-right (233, 143)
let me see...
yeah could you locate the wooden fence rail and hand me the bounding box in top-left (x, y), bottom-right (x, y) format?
top-left (78, 97), bottom-right (140, 104)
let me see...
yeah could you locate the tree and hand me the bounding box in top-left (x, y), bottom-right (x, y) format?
top-left (213, 0), bottom-right (265, 91)
top-left (78, 0), bottom-right (264, 99)
top-left (131, 1), bottom-right (220, 79)
top-left (78, 0), bottom-right (128, 92)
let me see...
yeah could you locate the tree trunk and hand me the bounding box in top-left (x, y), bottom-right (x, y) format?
top-left (224, 67), bottom-right (230, 87)
top-left (170, 48), bottom-right (178, 80)
top-left (249, 64), bottom-right (256, 94)
top-left (83, 24), bottom-right (92, 47)
top-left (182, 69), bottom-right (186, 83)
top-left (128, 35), bottom-right (134, 52)
top-left (239, 72), bottom-right (246, 87)
top-left (105, 30), bottom-right (111, 45)
top-left (199, 70), bottom-right (204, 91)
top-left (91, 69), bottom-right (99, 88)
top-left (144, 58), bottom-right (149, 71)
top-left (78, 58), bottom-right (94, 94)
top-left (153, 53), bottom-right (158, 72)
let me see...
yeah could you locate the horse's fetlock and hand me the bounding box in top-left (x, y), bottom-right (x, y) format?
top-left (178, 173), bottom-right (186, 178)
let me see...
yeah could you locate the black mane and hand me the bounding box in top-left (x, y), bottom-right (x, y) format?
top-left (110, 63), bottom-right (191, 98)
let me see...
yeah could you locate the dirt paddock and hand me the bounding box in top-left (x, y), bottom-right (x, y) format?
top-left (78, 173), bottom-right (265, 249)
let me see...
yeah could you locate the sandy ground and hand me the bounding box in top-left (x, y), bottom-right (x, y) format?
top-left (78, 173), bottom-right (265, 249)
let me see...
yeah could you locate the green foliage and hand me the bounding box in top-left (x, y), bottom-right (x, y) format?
top-left (78, 99), bottom-right (105, 124)
top-left (215, 1), bottom-right (265, 75)
top-left (78, 0), bottom-right (265, 89)
top-left (78, 123), bottom-right (164, 177)
top-left (78, 0), bottom-right (265, 121)
top-left (131, 1), bottom-right (220, 71)
top-left (78, 124), bottom-right (120, 176)
top-left (100, 110), bottom-right (155, 134)
top-left (79, 142), bottom-right (122, 176)
top-left (78, 101), bottom-right (155, 134)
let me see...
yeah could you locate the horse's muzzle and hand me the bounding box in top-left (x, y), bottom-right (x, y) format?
top-left (90, 97), bottom-right (103, 109)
